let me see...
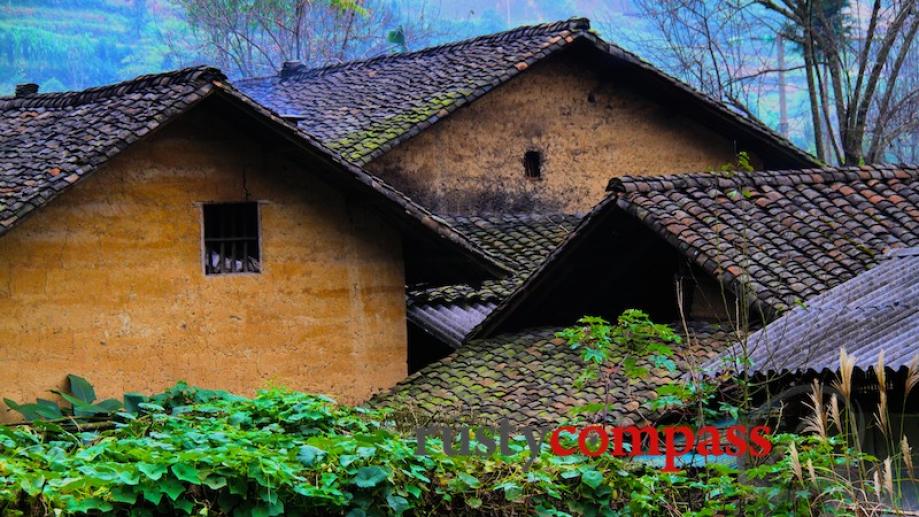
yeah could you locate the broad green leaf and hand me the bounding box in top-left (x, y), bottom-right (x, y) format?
top-left (203, 476), bottom-right (227, 490)
top-left (405, 484), bottom-right (422, 498)
top-left (56, 392), bottom-right (104, 417)
top-left (66, 496), bottom-right (113, 513)
top-left (116, 467), bottom-right (141, 486)
top-left (19, 475), bottom-right (44, 496)
top-left (110, 486), bottom-right (139, 504)
top-left (138, 462), bottom-right (167, 481)
top-left (457, 472), bottom-right (480, 489)
top-left (467, 496), bottom-right (483, 509)
top-left (93, 398), bottom-right (123, 412)
top-left (357, 446), bottom-right (376, 458)
top-left (581, 469), bottom-right (603, 489)
top-left (352, 466), bottom-right (388, 488)
top-left (4, 399), bottom-right (44, 421)
top-left (503, 484), bottom-right (524, 502)
top-left (123, 392), bottom-right (146, 414)
top-left (583, 348), bottom-right (606, 363)
top-left (67, 374), bottom-right (96, 404)
top-left (173, 498), bottom-right (194, 514)
top-left (34, 399), bottom-right (64, 419)
top-left (251, 500), bottom-right (284, 517)
top-left (141, 485), bottom-right (164, 505)
top-left (297, 445), bottom-right (326, 467)
top-left (228, 477), bottom-right (247, 496)
top-left (171, 463), bottom-right (201, 484)
top-left (229, 411), bottom-right (252, 426)
top-left (161, 477), bottom-right (185, 501)
top-left (386, 493), bottom-right (410, 514)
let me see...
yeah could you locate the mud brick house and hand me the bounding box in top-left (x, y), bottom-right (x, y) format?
top-left (239, 18), bottom-right (816, 216)
top-left (0, 66), bottom-right (509, 421)
top-left (378, 166), bottom-right (919, 426)
top-left (239, 18), bottom-right (819, 359)
top-left (2, 19), bottom-right (846, 425)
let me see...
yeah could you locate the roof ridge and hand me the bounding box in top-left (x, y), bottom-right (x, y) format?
top-left (607, 164), bottom-right (919, 193)
top-left (279, 17), bottom-right (590, 81)
top-left (0, 65), bottom-right (225, 110)
top-left (445, 212), bottom-right (579, 223)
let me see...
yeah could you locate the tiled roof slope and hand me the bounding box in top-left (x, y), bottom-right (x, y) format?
top-left (609, 165), bottom-right (919, 313)
top-left (237, 18), bottom-right (815, 166)
top-left (374, 322), bottom-right (734, 427)
top-left (705, 247), bottom-right (919, 376)
top-left (0, 67), bottom-right (219, 232)
top-left (410, 213), bottom-right (580, 304)
top-left (0, 67), bottom-right (510, 275)
top-left (407, 214), bottom-right (579, 347)
top-left (471, 165), bottom-right (919, 339)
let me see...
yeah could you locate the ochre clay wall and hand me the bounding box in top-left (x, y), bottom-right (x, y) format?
top-left (0, 110), bottom-right (406, 421)
top-left (368, 54), bottom-right (763, 214)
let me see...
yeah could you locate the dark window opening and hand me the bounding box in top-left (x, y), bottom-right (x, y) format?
top-left (203, 202), bottom-right (261, 275)
top-left (524, 150), bottom-right (542, 179)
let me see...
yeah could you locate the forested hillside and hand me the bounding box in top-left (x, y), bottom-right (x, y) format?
top-left (0, 0), bottom-right (199, 94)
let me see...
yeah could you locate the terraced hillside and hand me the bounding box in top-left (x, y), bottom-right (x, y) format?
top-left (0, 0), bottom-right (195, 95)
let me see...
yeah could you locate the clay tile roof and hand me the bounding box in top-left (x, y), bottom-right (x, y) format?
top-left (410, 213), bottom-right (581, 304)
top-left (705, 247), bottom-right (919, 377)
top-left (0, 67), bottom-right (510, 275)
top-left (373, 322), bottom-right (735, 427)
top-left (0, 66), bottom-right (222, 232)
top-left (407, 214), bottom-right (579, 346)
top-left (471, 165), bottom-right (919, 339)
top-left (237, 18), bottom-right (816, 167)
top-left (608, 166), bottom-right (919, 312)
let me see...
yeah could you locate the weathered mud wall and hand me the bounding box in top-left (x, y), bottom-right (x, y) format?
top-left (0, 109), bottom-right (406, 421)
top-left (368, 53), bottom-right (762, 214)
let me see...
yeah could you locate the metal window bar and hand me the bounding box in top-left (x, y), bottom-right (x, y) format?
top-left (203, 203), bottom-right (260, 275)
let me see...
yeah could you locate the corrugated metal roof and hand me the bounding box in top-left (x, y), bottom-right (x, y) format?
top-left (705, 247), bottom-right (919, 375)
top-left (408, 301), bottom-right (496, 348)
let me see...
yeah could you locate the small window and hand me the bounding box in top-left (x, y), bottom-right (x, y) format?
top-left (524, 150), bottom-right (542, 179)
top-left (203, 202), bottom-right (260, 275)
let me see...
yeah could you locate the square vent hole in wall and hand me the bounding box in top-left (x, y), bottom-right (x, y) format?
top-left (203, 202), bottom-right (261, 275)
top-left (524, 150), bottom-right (542, 179)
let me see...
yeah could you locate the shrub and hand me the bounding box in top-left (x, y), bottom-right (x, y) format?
top-left (0, 384), bottom-right (879, 516)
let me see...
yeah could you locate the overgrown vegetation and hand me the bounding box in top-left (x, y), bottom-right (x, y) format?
top-left (0, 312), bottom-right (916, 515)
top-left (0, 384), bottom-right (867, 516)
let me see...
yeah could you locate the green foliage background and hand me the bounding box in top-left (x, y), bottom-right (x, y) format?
top-left (0, 385), bottom-right (852, 516)
top-left (0, 0), bottom-right (196, 95)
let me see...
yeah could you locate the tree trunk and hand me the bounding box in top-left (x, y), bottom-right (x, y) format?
top-left (803, 29), bottom-right (825, 162)
top-left (777, 33), bottom-right (789, 137)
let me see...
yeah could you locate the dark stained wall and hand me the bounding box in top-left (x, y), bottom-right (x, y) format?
top-left (367, 50), bottom-right (763, 215)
